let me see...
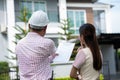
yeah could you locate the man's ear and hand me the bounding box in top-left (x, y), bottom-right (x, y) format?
top-left (43, 26), bottom-right (47, 31)
top-left (44, 25), bottom-right (47, 29)
top-left (28, 24), bottom-right (31, 29)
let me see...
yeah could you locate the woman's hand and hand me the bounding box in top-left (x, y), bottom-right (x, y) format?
top-left (52, 53), bottom-right (59, 58)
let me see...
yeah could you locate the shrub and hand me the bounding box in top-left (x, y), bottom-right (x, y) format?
top-left (0, 61), bottom-right (10, 80)
top-left (54, 77), bottom-right (75, 80)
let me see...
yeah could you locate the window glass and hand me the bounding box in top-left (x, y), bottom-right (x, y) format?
top-left (75, 11), bottom-right (81, 28)
top-left (34, 2), bottom-right (46, 12)
top-left (20, 1), bottom-right (46, 13)
top-left (67, 10), bottom-right (86, 34)
top-left (67, 11), bottom-right (74, 28)
top-left (80, 12), bottom-right (85, 24)
top-left (20, 1), bottom-right (59, 22)
top-left (20, 1), bottom-right (32, 12)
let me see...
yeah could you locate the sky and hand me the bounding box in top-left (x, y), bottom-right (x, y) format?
top-left (98, 0), bottom-right (120, 33)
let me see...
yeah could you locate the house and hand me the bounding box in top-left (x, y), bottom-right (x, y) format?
top-left (0, 0), bottom-right (119, 77)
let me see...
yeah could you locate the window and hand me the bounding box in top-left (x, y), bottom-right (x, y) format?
top-left (19, 1), bottom-right (58, 22)
top-left (67, 10), bottom-right (86, 34)
top-left (93, 10), bottom-right (106, 35)
top-left (20, 1), bottom-right (46, 17)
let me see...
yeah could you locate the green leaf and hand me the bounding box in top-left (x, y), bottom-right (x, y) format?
top-left (7, 49), bottom-right (14, 54)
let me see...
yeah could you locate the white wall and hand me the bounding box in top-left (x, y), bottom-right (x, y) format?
top-left (52, 61), bottom-right (73, 78)
top-left (0, 34), bottom-right (8, 61)
top-left (0, 0), bottom-right (8, 61)
top-left (100, 45), bottom-right (116, 74)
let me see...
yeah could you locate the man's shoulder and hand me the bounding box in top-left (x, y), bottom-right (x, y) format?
top-left (17, 37), bottom-right (26, 45)
top-left (45, 38), bottom-right (54, 42)
top-left (44, 38), bottom-right (54, 44)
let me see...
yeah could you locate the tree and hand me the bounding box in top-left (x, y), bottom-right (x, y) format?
top-left (58, 19), bottom-right (80, 60)
top-left (58, 19), bottom-right (75, 41)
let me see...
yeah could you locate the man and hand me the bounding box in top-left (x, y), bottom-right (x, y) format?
top-left (15, 10), bottom-right (58, 80)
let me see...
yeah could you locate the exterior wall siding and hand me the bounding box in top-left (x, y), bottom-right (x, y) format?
top-left (86, 8), bottom-right (94, 24)
top-left (0, 34), bottom-right (8, 61)
top-left (0, 0), bottom-right (8, 61)
top-left (100, 45), bottom-right (116, 75)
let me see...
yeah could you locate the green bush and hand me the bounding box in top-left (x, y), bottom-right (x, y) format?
top-left (0, 61), bottom-right (10, 80)
top-left (54, 74), bottom-right (104, 80)
top-left (99, 73), bottom-right (104, 80)
top-left (0, 62), bottom-right (9, 72)
top-left (54, 77), bottom-right (75, 80)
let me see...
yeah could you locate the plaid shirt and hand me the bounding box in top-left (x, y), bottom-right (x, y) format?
top-left (15, 32), bottom-right (56, 80)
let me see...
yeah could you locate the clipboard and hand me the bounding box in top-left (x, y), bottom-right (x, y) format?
top-left (53, 42), bottom-right (75, 63)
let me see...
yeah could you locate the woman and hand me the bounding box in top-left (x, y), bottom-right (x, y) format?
top-left (70, 23), bottom-right (102, 80)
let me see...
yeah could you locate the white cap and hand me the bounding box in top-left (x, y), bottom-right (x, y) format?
top-left (28, 10), bottom-right (49, 29)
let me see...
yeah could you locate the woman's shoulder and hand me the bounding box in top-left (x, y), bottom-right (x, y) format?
top-left (77, 48), bottom-right (86, 56)
top-left (78, 47), bottom-right (91, 57)
top-left (80, 47), bottom-right (89, 52)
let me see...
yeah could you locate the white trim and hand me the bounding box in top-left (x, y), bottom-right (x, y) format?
top-left (58, 0), bottom-right (67, 22)
top-left (105, 7), bottom-right (111, 33)
top-left (67, 3), bottom-right (111, 8)
top-left (6, 0), bottom-right (16, 66)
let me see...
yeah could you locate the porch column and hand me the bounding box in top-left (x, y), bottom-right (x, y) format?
top-left (105, 6), bottom-right (112, 33)
top-left (58, 0), bottom-right (67, 22)
top-left (6, 0), bottom-right (16, 65)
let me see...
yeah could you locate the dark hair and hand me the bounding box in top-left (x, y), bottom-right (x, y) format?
top-left (29, 24), bottom-right (47, 32)
top-left (79, 23), bottom-right (102, 70)
top-left (31, 28), bottom-right (43, 32)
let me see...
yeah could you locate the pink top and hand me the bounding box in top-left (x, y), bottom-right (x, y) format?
top-left (73, 49), bottom-right (86, 69)
top-left (15, 32), bottom-right (56, 80)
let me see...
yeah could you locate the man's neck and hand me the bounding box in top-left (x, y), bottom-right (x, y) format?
top-left (31, 31), bottom-right (44, 37)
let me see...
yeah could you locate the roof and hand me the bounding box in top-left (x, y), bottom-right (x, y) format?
top-left (95, 2), bottom-right (114, 8)
top-left (98, 33), bottom-right (120, 49)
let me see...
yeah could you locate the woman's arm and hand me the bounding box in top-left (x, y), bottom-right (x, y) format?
top-left (70, 49), bottom-right (86, 79)
top-left (70, 66), bottom-right (80, 80)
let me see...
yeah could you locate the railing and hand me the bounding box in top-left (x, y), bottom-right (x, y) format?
top-left (0, 61), bottom-right (111, 80)
top-left (102, 61), bottom-right (111, 80)
top-left (0, 67), bottom-right (19, 80)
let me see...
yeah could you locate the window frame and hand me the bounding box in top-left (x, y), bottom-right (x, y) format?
top-left (20, 0), bottom-right (47, 13)
top-left (67, 9), bottom-right (87, 35)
